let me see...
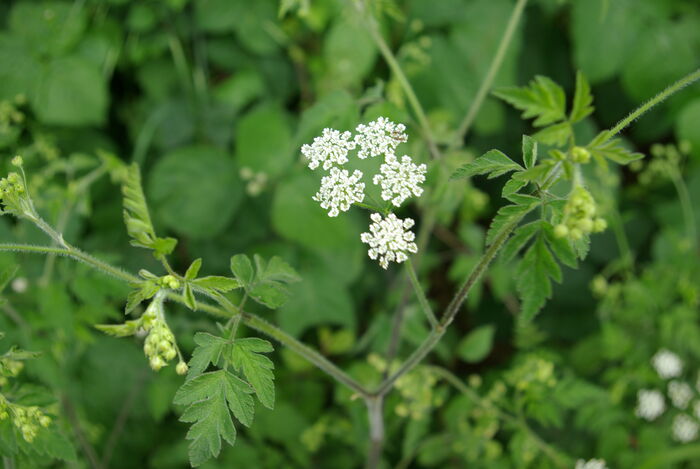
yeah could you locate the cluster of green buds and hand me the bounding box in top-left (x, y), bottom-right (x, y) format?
top-left (507, 356), bottom-right (557, 392)
top-left (158, 274), bottom-right (180, 290)
top-left (633, 142), bottom-right (691, 186)
top-left (554, 186), bottom-right (607, 240)
top-left (141, 292), bottom-right (181, 372)
top-left (0, 397), bottom-right (51, 443)
top-left (0, 156), bottom-right (33, 218)
top-left (570, 146), bottom-right (591, 164)
top-left (0, 96), bottom-right (25, 133)
top-left (0, 357), bottom-right (24, 387)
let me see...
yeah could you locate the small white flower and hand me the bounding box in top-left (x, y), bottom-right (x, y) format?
top-left (312, 168), bottom-right (365, 217)
top-left (669, 381), bottom-right (694, 409)
top-left (373, 154), bottom-right (427, 207)
top-left (360, 213), bottom-right (418, 269)
top-left (301, 128), bottom-right (356, 170)
top-left (575, 459), bottom-right (608, 469)
top-left (673, 414), bottom-right (699, 443)
top-left (635, 389), bottom-right (666, 421)
top-left (354, 117), bottom-right (407, 159)
top-left (652, 349), bottom-right (683, 379)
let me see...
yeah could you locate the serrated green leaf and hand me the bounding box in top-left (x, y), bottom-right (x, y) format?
top-left (500, 221), bottom-right (540, 265)
top-left (0, 265), bottom-right (18, 294)
top-left (511, 164), bottom-right (553, 185)
top-left (457, 324), bottom-right (495, 363)
top-left (588, 133), bottom-right (644, 165)
top-left (184, 284), bottom-right (197, 311)
top-left (516, 237), bottom-right (561, 322)
top-left (185, 259), bottom-right (202, 281)
top-left (248, 255), bottom-right (301, 309)
top-left (125, 280), bottom-right (159, 314)
top-left (174, 370), bottom-right (254, 467)
top-left (230, 254), bottom-right (255, 287)
top-left (192, 276), bottom-right (242, 292)
top-left (542, 223), bottom-right (578, 268)
top-left (122, 163), bottom-right (177, 258)
top-left (502, 178), bottom-right (528, 198)
top-left (231, 338), bottom-right (275, 409)
top-left (570, 71), bottom-right (594, 123)
top-left (533, 121), bottom-right (571, 147)
top-left (486, 202), bottom-right (539, 246)
top-left (522, 135), bottom-right (537, 169)
top-left (494, 76), bottom-right (566, 127)
top-left (450, 150), bottom-right (523, 180)
top-left (187, 333), bottom-right (227, 379)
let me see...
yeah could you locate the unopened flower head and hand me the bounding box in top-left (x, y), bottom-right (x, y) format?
top-left (373, 154), bottom-right (427, 207)
top-left (313, 167), bottom-right (365, 217)
top-left (301, 128), bottom-right (356, 170)
top-left (669, 380), bottom-right (693, 409)
top-left (360, 213), bottom-right (417, 269)
top-left (652, 349), bottom-right (683, 379)
top-left (673, 414), bottom-right (699, 443)
top-left (575, 459), bottom-right (608, 469)
top-left (635, 389), bottom-right (665, 421)
top-left (141, 292), bottom-right (178, 371)
top-left (553, 186), bottom-right (606, 240)
top-left (354, 117), bottom-right (407, 159)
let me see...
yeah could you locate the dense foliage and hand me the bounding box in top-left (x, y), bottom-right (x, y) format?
top-left (0, 0), bottom-right (700, 468)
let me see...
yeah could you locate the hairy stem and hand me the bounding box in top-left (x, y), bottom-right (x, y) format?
top-left (450, 0), bottom-right (529, 149)
top-left (597, 68), bottom-right (700, 145)
top-left (668, 165), bottom-right (697, 248)
top-left (404, 258), bottom-right (438, 329)
top-left (373, 223), bottom-right (516, 396)
top-left (364, 396), bottom-right (385, 469)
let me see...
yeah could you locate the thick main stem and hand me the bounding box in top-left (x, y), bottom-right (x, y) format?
top-left (364, 396), bottom-right (385, 469)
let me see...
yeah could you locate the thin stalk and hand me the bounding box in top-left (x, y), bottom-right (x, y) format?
top-left (596, 68), bottom-right (700, 145)
top-left (0, 243), bottom-right (370, 397)
top-left (404, 258), bottom-right (438, 329)
top-left (373, 223), bottom-right (516, 396)
top-left (668, 166), bottom-right (697, 247)
top-left (450, 0), bottom-right (528, 149)
top-left (350, 0), bottom-right (440, 159)
top-left (364, 396), bottom-right (385, 469)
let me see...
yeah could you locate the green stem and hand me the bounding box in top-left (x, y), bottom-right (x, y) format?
top-left (597, 68), bottom-right (700, 145)
top-left (668, 165), bottom-right (697, 248)
top-left (373, 222), bottom-right (516, 396)
top-left (0, 243), bottom-right (370, 397)
top-left (404, 258), bottom-right (438, 329)
top-left (450, 0), bottom-right (528, 149)
top-left (350, 0), bottom-right (440, 159)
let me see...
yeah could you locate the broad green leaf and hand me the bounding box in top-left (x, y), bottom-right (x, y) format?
top-left (9, 1), bottom-right (86, 56)
top-left (450, 150), bottom-right (523, 180)
top-left (121, 163), bottom-right (177, 257)
top-left (323, 17), bottom-right (377, 88)
top-left (174, 370), bottom-right (254, 467)
top-left (235, 104), bottom-right (293, 178)
top-left (486, 201), bottom-right (539, 246)
top-left (457, 324), bottom-right (495, 363)
top-left (230, 254), bottom-right (255, 287)
top-left (516, 237), bottom-right (561, 322)
top-left (522, 135), bottom-right (537, 169)
top-left (187, 333), bottom-right (227, 379)
top-left (192, 276), bottom-right (242, 293)
top-left (570, 71), bottom-right (594, 123)
top-left (230, 338), bottom-right (275, 409)
top-left (675, 98), bottom-right (700, 159)
top-left (149, 146), bottom-right (243, 239)
top-left (493, 76), bottom-right (566, 127)
top-left (248, 255), bottom-right (301, 308)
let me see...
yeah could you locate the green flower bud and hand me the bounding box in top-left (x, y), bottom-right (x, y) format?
top-left (553, 224), bottom-right (569, 238)
top-left (577, 218), bottom-right (593, 233)
top-left (593, 218), bottom-right (607, 232)
top-left (570, 228), bottom-right (583, 240)
top-left (150, 356), bottom-right (166, 371)
top-left (163, 348), bottom-right (177, 361)
top-left (176, 361), bottom-right (189, 376)
top-left (11, 155), bottom-right (23, 167)
top-left (571, 146), bottom-right (591, 164)
top-left (39, 415), bottom-right (51, 427)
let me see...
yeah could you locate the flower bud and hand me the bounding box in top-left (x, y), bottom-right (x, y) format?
top-left (176, 361), bottom-right (189, 376)
top-left (553, 224), bottom-right (569, 238)
top-left (11, 155), bottom-right (23, 167)
top-left (593, 218), bottom-right (607, 232)
top-left (571, 147), bottom-right (591, 164)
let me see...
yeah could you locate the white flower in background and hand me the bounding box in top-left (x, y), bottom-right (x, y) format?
top-left (668, 381), bottom-right (693, 409)
top-left (672, 414), bottom-right (699, 443)
top-left (354, 117), bottom-right (408, 159)
top-left (635, 389), bottom-right (666, 421)
top-left (373, 154), bottom-right (427, 207)
top-left (360, 213), bottom-right (417, 269)
top-left (301, 128), bottom-right (356, 170)
top-left (652, 349), bottom-right (683, 379)
top-left (575, 459), bottom-right (608, 469)
top-left (312, 167), bottom-right (365, 217)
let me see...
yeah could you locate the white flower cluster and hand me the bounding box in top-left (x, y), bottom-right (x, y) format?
top-left (302, 118), bottom-right (426, 268)
top-left (652, 349), bottom-right (683, 379)
top-left (636, 389), bottom-right (666, 421)
top-left (575, 459), bottom-right (608, 469)
top-left (360, 213), bottom-right (418, 269)
top-left (374, 154), bottom-right (427, 207)
top-left (313, 168), bottom-right (365, 217)
top-left (673, 414), bottom-right (699, 443)
top-left (354, 117), bottom-right (407, 159)
top-left (302, 128), bottom-right (356, 170)
top-left (669, 380), bottom-right (693, 409)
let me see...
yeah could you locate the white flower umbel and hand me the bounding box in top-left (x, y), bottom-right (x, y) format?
top-left (652, 349), bottom-right (683, 379)
top-left (575, 459), bottom-right (608, 469)
top-left (635, 389), bottom-right (666, 421)
top-left (373, 154), bottom-right (427, 207)
top-left (312, 167), bottom-right (365, 217)
top-left (301, 128), bottom-right (356, 170)
top-left (354, 117), bottom-right (408, 159)
top-left (673, 414), bottom-right (699, 443)
top-left (360, 213), bottom-right (418, 269)
top-left (669, 381), bottom-right (694, 409)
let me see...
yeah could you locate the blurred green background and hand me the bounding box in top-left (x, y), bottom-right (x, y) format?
top-left (1, 0), bottom-right (700, 467)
